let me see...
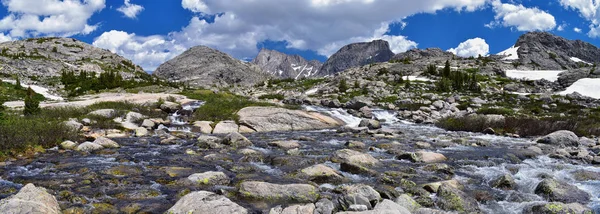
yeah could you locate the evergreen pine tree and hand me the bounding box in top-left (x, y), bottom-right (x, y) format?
top-left (443, 60), bottom-right (451, 78)
top-left (404, 77), bottom-right (411, 89)
top-left (14, 76), bottom-right (21, 90)
top-left (354, 80), bottom-right (360, 88)
top-left (339, 79), bottom-right (348, 93)
top-left (23, 87), bottom-right (40, 116)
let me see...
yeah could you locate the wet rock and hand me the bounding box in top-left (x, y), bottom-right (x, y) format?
top-left (0, 183), bottom-right (61, 214)
top-left (345, 140), bottom-right (366, 149)
top-left (238, 107), bottom-right (342, 132)
top-left (103, 165), bottom-right (143, 177)
top-left (213, 121), bottom-right (239, 134)
top-left (339, 184), bottom-right (381, 204)
top-left (167, 191), bottom-right (248, 214)
top-left (193, 121), bottom-right (214, 134)
top-left (300, 164), bottom-right (343, 183)
top-left (269, 203), bottom-right (315, 214)
top-left (435, 183), bottom-right (480, 213)
top-left (272, 156), bottom-right (317, 168)
top-left (579, 137), bottom-right (597, 147)
top-left (119, 121), bottom-right (140, 130)
top-left (61, 140), bottom-right (78, 150)
top-left (534, 178), bottom-right (591, 203)
top-left (423, 180), bottom-right (463, 193)
top-left (413, 208), bottom-right (452, 214)
top-left (222, 132), bottom-right (253, 147)
top-left (332, 149), bottom-right (380, 166)
top-left (359, 119), bottom-right (381, 130)
top-left (345, 96), bottom-right (372, 110)
top-left (188, 171), bottom-right (230, 185)
top-left (358, 106), bottom-right (374, 118)
top-left (93, 136), bottom-right (120, 148)
top-left (482, 127), bottom-right (495, 135)
top-left (162, 167), bottom-right (193, 177)
top-left (135, 127), bottom-right (148, 137)
top-left (397, 151), bottom-right (447, 163)
top-left (537, 130), bottom-right (579, 147)
top-left (339, 194), bottom-right (372, 211)
top-left (268, 140), bottom-right (301, 150)
top-left (338, 199), bottom-right (411, 214)
top-left (160, 101), bottom-right (181, 113)
top-left (490, 174), bottom-right (516, 190)
top-left (141, 119), bottom-right (156, 129)
top-left (239, 181), bottom-right (319, 203)
top-left (395, 194), bottom-right (421, 212)
top-left (239, 125), bottom-right (256, 133)
top-left (524, 202), bottom-right (593, 214)
top-left (572, 170), bottom-right (600, 181)
top-left (76, 142), bottom-right (104, 152)
top-left (197, 135), bottom-right (224, 149)
top-left (314, 198), bottom-right (335, 214)
top-left (88, 109), bottom-right (116, 118)
top-left (321, 99), bottom-right (342, 108)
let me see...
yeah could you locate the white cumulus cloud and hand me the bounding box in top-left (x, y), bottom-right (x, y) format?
top-left (117, 0), bottom-right (144, 19)
top-left (0, 0), bottom-right (105, 37)
top-left (487, 0), bottom-right (556, 31)
top-left (94, 0), bottom-right (491, 71)
top-left (575, 27), bottom-right (583, 33)
top-left (447, 38), bottom-right (489, 57)
top-left (558, 0), bottom-right (600, 37)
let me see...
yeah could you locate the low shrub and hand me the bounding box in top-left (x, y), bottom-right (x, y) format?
top-left (258, 94), bottom-right (285, 100)
top-left (182, 90), bottom-right (274, 122)
top-left (476, 107), bottom-right (514, 115)
top-left (0, 114), bottom-right (77, 157)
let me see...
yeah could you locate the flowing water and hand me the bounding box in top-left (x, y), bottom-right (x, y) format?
top-left (0, 105), bottom-right (598, 213)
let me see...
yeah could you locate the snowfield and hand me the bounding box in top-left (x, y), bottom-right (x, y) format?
top-left (558, 78), bottom-right (600, 99)
top-left (498, 46), bottom-right (519, 60)
top-left (570, 57), bottom-right (592, 65)
top-left (504, 70), bottom-right (564, 82)
top-left (1, 79), bottom-right (64, 101)
top-left (406, 76), bottom-right (434, 82)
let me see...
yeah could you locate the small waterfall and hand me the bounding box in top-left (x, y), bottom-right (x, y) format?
top-left (372, 109), bottom-right (400, 124)
top-left (161, 101), bottom-right (205, 132)
top-left (304, 105), bottom-right (362, 127)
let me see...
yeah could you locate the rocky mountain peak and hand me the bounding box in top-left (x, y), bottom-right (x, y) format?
top-left (513, 32), bottom-right (600, 69)
top-left (393, 48), bottom-right (455, 60)
top-left (153, 45), bottom-right (271, 88)
top-left (317, 39), bottom-right (395, 76)
top-left (251, 48), bottom-right (322, 79)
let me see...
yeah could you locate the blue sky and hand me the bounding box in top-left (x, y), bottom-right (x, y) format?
top-left (0, 0), bottom-right (598, 71)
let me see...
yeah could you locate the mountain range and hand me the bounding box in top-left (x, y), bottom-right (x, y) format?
top-left (1, 32), bottom-right (599, 90)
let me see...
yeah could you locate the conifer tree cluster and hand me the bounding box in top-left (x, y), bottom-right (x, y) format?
top-left (23, 87), bottom-right (40, 116)
top-left (434, 60), bottom-right (480, 92)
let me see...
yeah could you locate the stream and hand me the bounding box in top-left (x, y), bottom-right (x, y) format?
top-left (0, 105), bottom-right (598, 213)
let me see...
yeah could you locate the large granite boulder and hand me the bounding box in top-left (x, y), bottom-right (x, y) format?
top-left (0, 183), bottom-right (61, 214)
top-left (237, 107), bottom-right (342, 132)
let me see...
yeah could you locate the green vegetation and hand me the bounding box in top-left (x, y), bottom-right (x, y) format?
top-left (426, 64), bottom-right (438, 76)
top-left (181, 90), bottom-right (275, 122)
top-left (258, 94), bottom-right (285, 100)
top-left (436, 114), bottom-right (600, 137)
top-left (60, 69), bottom-right (180, 97)
top-left (338, 79), bottom-right (348, 93)
top-left (377, 67), bottom-right (389, 76)
top-left (23, 87), bottom-right (40, 116)
top-left (476, 107), bottom-right (514, 115)
top-left (0, 81), bottom-right (44, 102)
top-left (435, 61), bottom-right (479, 93)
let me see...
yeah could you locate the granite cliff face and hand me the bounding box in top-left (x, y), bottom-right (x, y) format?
top-left (0, 37), bottom-right (145, 84)
top-left (251, 49), bottom-right (322, 79)
top-left (317, 40), bottom-right (394, 76)
top-left (153, 46), bottom-right (271, 88)
top-left (513, 32), bottom-right (600, 70)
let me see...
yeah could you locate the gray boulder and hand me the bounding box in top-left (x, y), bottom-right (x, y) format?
top-left (269, 203), bottom-right (316, 214)
top-left (213, 121), bottom-right (239, 134)
top-left (222, 132), bottom-right (253, 147)
top-left (187, 171), bottom-right (230, 185)
top-left (534, 178), bottom-right (590, 204)
top-left (60, 140), bottom-right (78, 150)
top-left (524, 202), bottom-right (593, 214)
top-left (93, 136), bottom-right (120, 148)
top-left (88, 109), bottom-right (116, 118)
top-left (537, 130), bottom-right (579, 147)
top-left (166, 191), bottom-right (247, 214)
top-left (435, 184), bottom-right (480, 213)
top-left (239, 181), bottom-right (319, 203)
top-left (76, 142), bottom-right (104, 152)
top-left (337, 199), bottom-right (411, 214)
top-left (0, 183), bottom-right (61, 214)
top-left (237, 107), bottom-right (342, 132)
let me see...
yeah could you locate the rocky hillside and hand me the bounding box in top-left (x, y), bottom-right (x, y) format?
top-left (251, 49), bottom-right (322, 79)
top-left (0, 37), bottom-right (145, 84)
top-left (154, 46), bottom-right (271, 88)
top-left (317, 40), bottom-right (394, 76)
top-left (511, 32), bottom-right (600, 70)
